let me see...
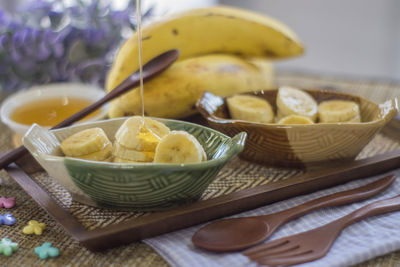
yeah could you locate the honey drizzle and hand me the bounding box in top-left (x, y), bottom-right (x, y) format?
top-left (136, 0), bottom-right (145, 124)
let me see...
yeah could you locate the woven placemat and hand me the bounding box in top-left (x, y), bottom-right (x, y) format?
top-left (1, 72), bottom-right (400, 266)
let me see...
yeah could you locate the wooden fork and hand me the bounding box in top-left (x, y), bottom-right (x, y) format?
top-left (243, 193), bottom-right (400, 266)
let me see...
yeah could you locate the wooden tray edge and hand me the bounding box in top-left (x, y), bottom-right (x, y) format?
top-left (6, 148), bottom-right (400, 251)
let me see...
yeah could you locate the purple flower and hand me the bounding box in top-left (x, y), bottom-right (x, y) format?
top-left (48, 11), bottom-right (63, 27)
top-left (0, 35), bottom-right (9, 49)
top-left (0, 0), bottom-right (148, 91)
top-left (52, 42), bottom-right (64, 58)
top-left (10, 46), bottom-right (22, 62)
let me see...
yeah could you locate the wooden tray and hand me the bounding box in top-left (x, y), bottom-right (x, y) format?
top-left (5, 118), bottom-right (400, 251)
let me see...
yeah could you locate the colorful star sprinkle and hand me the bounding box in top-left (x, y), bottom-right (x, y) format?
top-left (0, 238), bottom-right (18, 256)
top-left (0, 197), bottom-right (15, 209)
top-left (0, 214), bottom-right (16, 226)
top-left (34, 242), bottom-right (59, 259)
top-left (22, 220), bottom-right (46, 235)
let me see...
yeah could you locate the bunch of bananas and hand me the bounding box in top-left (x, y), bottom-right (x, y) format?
top-left (106, 5), bottom-right (304, 119)
top-left (226, 86), bottom-right (361, 124)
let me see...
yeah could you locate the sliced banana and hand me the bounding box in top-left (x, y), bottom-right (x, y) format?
top-left (113, 142), bottom-right (155, 162)
top-left (154, 131), bottom-right (205, 164)
top-left (113, 157), bottom-right (142, 164)
top-left (276, 86), bottom-right (318, 121)
top-left (202, 149), bottom-right (207, 161)
top-left (115, 116), bottom-right (170, 151)
top-left (60, 128), bottom-right (111, 157)
top-left (103, 155), bottom-right (114, 162)
top-left (77, 143), bottom-right (113, 161)
top-left (277, 115), bottom-right (314, 124)
top-left (227, 95), bottom-right (274, 123)
top-left (275, 110), bottom-right (286, 122)
top-left (318, 100), bottom-right (361, 123)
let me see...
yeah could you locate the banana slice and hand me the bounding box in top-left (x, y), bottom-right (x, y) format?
top-left (277, 115), bottom-right (314, 124)
top-left (276, 86), bottom-right (318, 121)
top-left (60, 128), bottom-right (111, 157)
top-left (77, 143), bottom-right (113, 161)
top-left (103, 155), bottom-right (114, 162)
top-left (115, 116), bottom-right (170, 151)
top-left (113, 142), bottom-right (155, 162)
top-left (318, 100), bottom-right (361, 123)
top-left (154, 131), bottom-right (205, 164)
top-left (113, 157), bottom-right (142, 164)
top-left (202, 149), bottom-right (207, 162)
top-left (274, 110), bottom-right (285, 122)
top-left (227, 95), bottom-right (274, 123)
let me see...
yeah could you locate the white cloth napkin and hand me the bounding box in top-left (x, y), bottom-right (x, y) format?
top-left (144, 170), bottom-right (400, 267)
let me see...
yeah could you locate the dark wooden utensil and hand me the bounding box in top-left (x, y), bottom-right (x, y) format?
top-left (0, 49), bottom-right (180, 170)
top-left (192, 175), bottom-right (395, 252)
top-left (244, 192), bottom-right (400, 266)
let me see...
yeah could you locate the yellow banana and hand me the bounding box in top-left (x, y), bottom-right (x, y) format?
top-left (108, 54), bottom-right (274, 119)
top-left (318, 100), bottom-right (361, 123)
top-left (60, 128), bottom-right (111, 157)
top-left (77, 143), bottom-right (113, 161)
top-left (154, 131), bottom-right (205, 164)
top-left (106, 5), bottom-right (303, 92)
top-left (113, 157), bottom-right (141, 164)
top-left (277, 115), bottom-right (314, 124)
top-left (114, 116), bottom-right (170, 150)
top-left (227, 94), bottom-right (274, 123)
top-left (112, 142), bottom-right (155, 162)
top-left (276, 86), bottom-right (318, 122)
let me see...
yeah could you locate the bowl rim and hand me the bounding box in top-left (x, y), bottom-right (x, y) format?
top-left (197, 89), bottom-right (399, 128)
top-left (25, 117), bottom-right (246, 171)
top-left (0, 82), bottom-right (108, 134)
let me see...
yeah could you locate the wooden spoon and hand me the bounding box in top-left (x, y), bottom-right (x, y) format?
top-left (191, 175), bottom-right (395, 252)
top-left (0, 49), bottom-right (180, 170)
top-left (244, 192), bottom-right (400, 266)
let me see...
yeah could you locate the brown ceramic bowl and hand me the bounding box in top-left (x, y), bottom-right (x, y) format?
top-left (196, 89), bottom-right (399, 168)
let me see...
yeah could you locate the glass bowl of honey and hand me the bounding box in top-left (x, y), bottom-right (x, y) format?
top-left (0, 83), bottom-right (108, 136)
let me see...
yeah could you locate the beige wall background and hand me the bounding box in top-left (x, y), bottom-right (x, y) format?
top-left (2, 0), bottom-right (399, 80)
top-left (221, 0), bottom-right (400, 81)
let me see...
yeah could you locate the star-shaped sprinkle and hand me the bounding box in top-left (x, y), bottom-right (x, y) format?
top-left (22, 220), bottom-right (46, 235)
top-left (0, 238), bottom-right (18, 256)
top-left (0, 214), bottom-right (16, 226)
top-left (34, 242), bottom-right (59, 259)
top-left (0, 197), bottom-right (15, 209)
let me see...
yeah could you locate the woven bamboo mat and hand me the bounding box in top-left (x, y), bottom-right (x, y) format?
top-left (1, 73), bottom-right (400, 266)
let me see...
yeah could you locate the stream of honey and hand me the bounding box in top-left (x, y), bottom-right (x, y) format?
top-left (136, 0), bottom-right (145, 121)
top-left (135, 0), bottom-right (161, 142)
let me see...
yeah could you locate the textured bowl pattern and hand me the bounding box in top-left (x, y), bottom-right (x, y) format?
top-left (23, 118), bottom-right (246, 210)
top-left (197, 89), bottom-right (398, 168)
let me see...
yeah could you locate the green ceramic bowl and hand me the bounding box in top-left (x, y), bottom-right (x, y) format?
top-left (23, 117), bottom-right (246, 211)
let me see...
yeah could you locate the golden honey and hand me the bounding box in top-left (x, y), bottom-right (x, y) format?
top-left (10, 97), bottom-right (101, 127)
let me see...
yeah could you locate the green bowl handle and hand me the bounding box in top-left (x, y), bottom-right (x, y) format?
top-left (230, 132), bottom-right (247, 154)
